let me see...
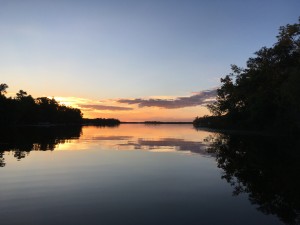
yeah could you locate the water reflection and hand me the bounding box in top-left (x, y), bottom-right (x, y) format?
top-left (69, 124), bottom-right (214, 154)
top-left (0, 126), bottom-right (82, 166)
top-left (0, 125), bottom-right (299, 224)
top-left (0, 125), bottom-right (213, 166)
top-left (119, 138), bottom-right (212, 155)
top-left (206, 133), bottom-right (300, 225)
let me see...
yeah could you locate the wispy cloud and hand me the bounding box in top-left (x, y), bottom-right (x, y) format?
top-left (80, 104), bottom-right (133, 111)
top-left (117, 89), bottom-right (217, 109)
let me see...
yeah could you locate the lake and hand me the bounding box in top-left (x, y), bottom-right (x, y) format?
top-left (0, 124), bottom-right (299, 225)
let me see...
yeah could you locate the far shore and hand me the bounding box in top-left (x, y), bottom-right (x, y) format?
top-left (2, 121), bottom-right (298, 137)
top-left (121, 121), bottom-right (193, 124)
top-left (0, 121), bottom-right (193, 127)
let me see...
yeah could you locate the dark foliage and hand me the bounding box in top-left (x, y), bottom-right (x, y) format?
top-left (82, 118), bottom-right (120, 126)
top-left (195, 18), bottom-right (300, 131)
top-left (193, 115), bottom-right (231, 129)
top-left (0, 86), bottom-right (83, 125)
top-left (206, 133), bottom-right (300, 225)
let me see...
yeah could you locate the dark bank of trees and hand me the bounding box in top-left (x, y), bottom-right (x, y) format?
top-left (0, 84), bottom-right (83, 125)
top-left (194, 18), bottom-right (300, 131)
top-left (0, 84), bottom-right (122, 126)
top-left (83, 118), bottom-right (120, 126)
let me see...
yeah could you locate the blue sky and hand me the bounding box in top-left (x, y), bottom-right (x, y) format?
top-left (0, 0), bottom-right (299, 120)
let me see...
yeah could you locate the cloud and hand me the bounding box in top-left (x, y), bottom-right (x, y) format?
top-left (80, 104), bottom-right (133, 111)
top-left (117, 89), bottom-right (217, 109)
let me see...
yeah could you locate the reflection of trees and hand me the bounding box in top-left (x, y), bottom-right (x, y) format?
top-left (0, 151), bottom-right (5, 167)
top-left (207, 134), bottom-right (300, 225)
top-left (0, 126), bottom-right (82, 166)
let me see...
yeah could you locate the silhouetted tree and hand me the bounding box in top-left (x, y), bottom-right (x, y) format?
top-left (16, 90), bottom-right (28, 99)
top-left (197, 18), bottom-right (300, 131)
top-left (0, 85), bottom-right (83, 125)
top-left (0, 83), bottom-right (8, 96)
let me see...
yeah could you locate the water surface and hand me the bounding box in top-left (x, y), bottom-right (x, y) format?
top-left (0, 124), bottom-right (299, 225)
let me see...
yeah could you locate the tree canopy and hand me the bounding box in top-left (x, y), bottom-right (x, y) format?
top-left (0, 84), bottom-right (83, 125)
top-left (195, 18), bottom-right (300, 131)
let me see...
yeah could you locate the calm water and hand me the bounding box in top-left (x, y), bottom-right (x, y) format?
top-left (0, 124), bottom-right (299, 225)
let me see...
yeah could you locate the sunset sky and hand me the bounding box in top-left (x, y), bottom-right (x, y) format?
top-left (1, 0), bottom-right (299, 121)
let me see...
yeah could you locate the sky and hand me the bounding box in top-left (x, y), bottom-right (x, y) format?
top-left (1, 0), bottom-right (299, 121)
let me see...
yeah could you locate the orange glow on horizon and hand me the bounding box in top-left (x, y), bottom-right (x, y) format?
top-left (55, 124), bottom-right (216, 156)
top-left (51, 96), bottom-right (211, 122)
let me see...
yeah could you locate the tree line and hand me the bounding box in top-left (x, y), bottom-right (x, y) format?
top-left (0, 84), bottom-right (83, 125)
top-left (83, 118), bottom-right (120, 126)
top-left (194, 18), bottom-right (300, 132)
top-left (0, 84), bottom-right (122, 126)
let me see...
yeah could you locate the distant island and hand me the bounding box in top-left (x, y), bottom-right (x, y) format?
top-left (194, 18), bottom-right (300, 132)
top-left (122, 121), bottom-right (192, 124)
top-left (83, 118), bottom-right (120, 126)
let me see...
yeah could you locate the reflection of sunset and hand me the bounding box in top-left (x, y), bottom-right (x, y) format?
top-left (55, 125), bottom-right (216, 157)
top-left (56, 140), bottom-right (85, 151)
top-left (81, 124), bottom-right (212, 140)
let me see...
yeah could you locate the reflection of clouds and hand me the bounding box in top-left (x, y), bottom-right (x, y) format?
top-left (119, 138), bottom-right (214, 156)
top-left (86, 136), bottom-right (132, 141)
top-left (79, 134), bottom-right (213, 156)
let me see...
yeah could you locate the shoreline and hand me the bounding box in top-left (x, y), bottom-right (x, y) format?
top-left (1, 122), bottom-right (298, 136)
